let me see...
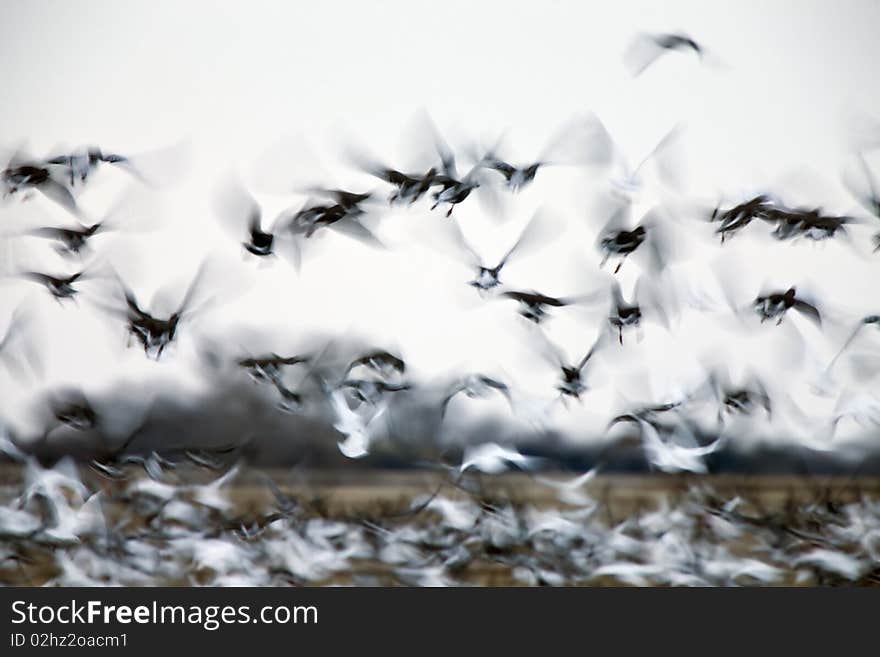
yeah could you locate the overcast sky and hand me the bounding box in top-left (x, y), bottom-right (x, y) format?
top-left (2, 0), bottom-right (880, 454)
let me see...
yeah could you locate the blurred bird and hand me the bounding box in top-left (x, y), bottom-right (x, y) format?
top-left (2, 156), bottom-right (80, 217)
top-left (26, 222), bottom-right (107, 258)
top-left (710, 195), bottom-right (776, 243)
top-left (841, 151), bottom-right (880, 251)
top-left (826, 315), bottom-right (880, 373)
top-left (761, 206), bottom-right (857, 243)
top-left (346, 142), bottom-right (439, 205)
top-left (752, 287), bottom-right (822, 327)
top-left (501, 289), bottom-right (595, 324)
top-left (534, 465), bottom-right (602, 506)
top-left (440, 374), bottom-right (513, 419)
top-left (214, 173), bottom-right (301, 261)
top-left (0, 305), bottom-right (41, 378)
top-left (45, 146), bottom-right (141, 188)
top-left (596, 201), bottom-right (672, 275)
top-left (441, 209), bottom-right (557, 293)
top-left (533, 330), bottom-right (607, 401)
top-left (474, 120), bottom-right (594, 192)
top-left (237, 353), bottom-right (311, 385)
top-left (623, 31), bottom-right (704, 77)
top-left (323, 383), bottom-right (389, 459)
top-left (429, 147), bottom-right (485, 218)
top-left (459, 442), bottom-right (540, 474)
top-left (345, 350), bottom-right (407, 380)
top-left (272, 381), bottom-right (307, 415)
top-left (284, 188), bottom-right (382, 251)
top-left (359, 163), bottom-right (437, 205)
top-left (15, 267), bottom-right (103, 304)
top-left (339, 378), bottom-right (412, 407)
top-left (107, 262), bottom-right (214, 359)
top-left (609, 414), bottom-right (722, 474)
top-left (601, 276), bottom-right (670, 345)
top-left (702, 367), bottom-right (772, 427)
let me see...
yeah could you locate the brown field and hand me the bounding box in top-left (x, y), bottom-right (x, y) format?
top-left (3, 464), bottom-right (880, 587)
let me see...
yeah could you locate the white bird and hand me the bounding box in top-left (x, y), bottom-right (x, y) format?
top-left (794, 549), bottom-right (866, 581)
top-left (637, 419), bottom-right (723, 474)
top-left (325, 386), bottom-right (388, 459)
top-left (534, 466), bottom-right (601, 505)
top-left (459, 442), bottom-right (540, 474)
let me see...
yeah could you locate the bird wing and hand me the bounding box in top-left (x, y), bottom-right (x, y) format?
top-left (496, 209), bottom-right (557, 269)
top-left (36, 178), bottom-right (80, 217)
top-left (327, 216), bottom-right (385, 249)
top-left (793, 299), bottom-right (822, 326)
top-left (622, 33), bottom-right (666, 77)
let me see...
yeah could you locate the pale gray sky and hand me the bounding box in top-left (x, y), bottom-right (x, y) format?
top-left (2, 0), bottom-right (880, 453)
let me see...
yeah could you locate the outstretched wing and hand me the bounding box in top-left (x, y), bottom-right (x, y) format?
top-left (792, 299), bottom-right (822, 326)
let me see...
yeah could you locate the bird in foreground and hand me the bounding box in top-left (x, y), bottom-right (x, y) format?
top-left (623, 31), bottom-right (704, 77)
top-left (752, 287), bottom-right (822, 327)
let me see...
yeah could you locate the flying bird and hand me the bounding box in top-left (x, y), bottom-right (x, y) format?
top-left (623, 31), bottom-right (704, 77)
top-left (752, 287), bottom-right (822, 327)
top-left (105, 262), bottom-right (214, 359)
top-left (501, 289), bottom-right (594, 324)
top-left (2, 159), bottom-right (80, 217)
top-left (441, 209), bottom-right (556, 293)
top-left (236, 353), bottom-right (311, 385)
top-left (596, 201), bottom-right (672, 275)
top-left (440, 374), bottom-right (514, 419)
top-left (459, 442), bottom-right (540, 474)
top-left (710, 195), bottom-right (776, 243)
top-left (45, 146), bottom-right (142, 188)
top-left (15, 268), bottom-right (103, 303)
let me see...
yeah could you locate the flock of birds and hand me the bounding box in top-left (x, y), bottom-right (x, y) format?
top-left (1, 30), bottom-right (880, 586)
top-left (2, 454), bottom-right (880, 586)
